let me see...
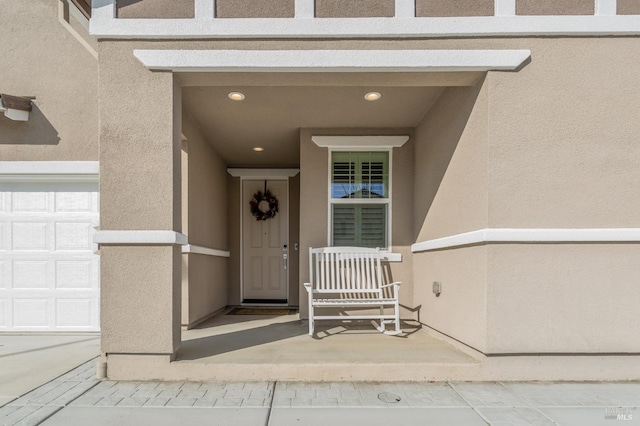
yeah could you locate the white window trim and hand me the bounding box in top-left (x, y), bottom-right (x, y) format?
top-left (313, 135), bottom-right (409, 149)
top-left (328, 148), bottom-right (393, 250)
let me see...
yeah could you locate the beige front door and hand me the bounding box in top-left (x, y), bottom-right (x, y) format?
top-left (242, 180), bottom-right (288, 302)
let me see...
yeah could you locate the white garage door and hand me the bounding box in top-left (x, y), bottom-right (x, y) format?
top-left (0, 181), bottom-right (99, 331)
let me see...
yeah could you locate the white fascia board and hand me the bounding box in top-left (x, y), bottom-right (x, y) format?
top-left (227, 168), bottom-right (300, 178)
top-left (0, 161), bottom-right (99, 182)
top-left (94, 230), bottom-right (188, 245)
top-left (412, 228), bottom-right (640, 252)
top-left (134, 49), bottom-right (531, 73)
top-left (182, 244), bottom-right (231, 257)
top-left (92, 16), bottom-right (640, 39)
top-left (312, 136), bottom-right (409, 149)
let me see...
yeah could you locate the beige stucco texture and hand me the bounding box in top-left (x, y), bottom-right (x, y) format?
top-left (99, 42), bottom-right (181, 231)
top-left (315, 0), bottom-right (394, 18)
top-left (99, 42), bottom-right (183, 357)
top-left (618, 0), bottom-right (640, 14)
top-left (216, 0), bottom-right (294, 18)
top-left (0, 0), bottom-right (98, 161)
top-left (416, 0), bottom-right (494, 17)
top-left (411, 37), bottom-right (640, 354)
top-left (487, 244), bottom-right (640, 354)
top-left (181, 115), bottom-right (229, 327)
top-left (516, 0), bottom-right (594, 15)
top-left (117, 0), bottom-right (194, 19)
top-left (413, 82), bottom-right (489, 242)
top-left (487, 38), bottom-right (640, 229)
top-left (101, 246), bottom-right (181, 354)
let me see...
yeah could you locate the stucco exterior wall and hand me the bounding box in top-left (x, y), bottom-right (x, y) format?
top-left (99, 41), bottom-right (182, 356)
top-left (0, 0), bottom-right (98, 161)
top-left (487, 38), bottom-right (640, 229)
top-left (416, 0), bottom-right (494, 17)
top-left (181, 114), bottom-right (229, 326)
top-left (216, 0), bottom-right (294, 18)
top-left (117, 0), bottom-right (194, 18)
top-left (618, 0), bottom-right (640, 14)
top-left (315, 0), bottom-right (394, 18)
top-left (516, 0), bottom-right (594, 15)
top-left (414, 82), bottom-right (489, 242)
top-left (486, 244), bottom-right (640, 353)
top-left (414, 247), bottom-right (488, 352)
top-left (411, 79), bottom-right (489, 351)
top-left (101, 246), bottom-right (181, 353)
top-left (298, 128), bottom-right (415, 318)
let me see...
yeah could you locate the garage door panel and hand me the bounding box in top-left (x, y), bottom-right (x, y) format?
top-left (13, 260), bottom-right (50, 289)
top-left (55, 192), bottom-right (94, 213)
top-left (56, 298), bottom-right (94, 328)
top-left (56, 260), bottom-right (93, 289)
top-left (12, 222), bottom-right (48, 250)
top-left (0, 261), bottom-right (5, 288)
top-left (0, 181), bottom-right (99, 332)
top-left (11, 192), bottom-right (49, 213)
top-left (0, 298), bottom-right (6, 327)
top-left (55, 222), bottom-right (93, 250)
top-left (13, 298), bottom-right (49, 327)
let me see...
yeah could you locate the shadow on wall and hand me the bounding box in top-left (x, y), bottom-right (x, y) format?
top-left (0, 103), bottom-right (59, 145)
top-left (413, 78), bottom-right (486, 241)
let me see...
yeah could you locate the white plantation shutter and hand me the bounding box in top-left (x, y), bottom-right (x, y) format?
top-left (330, 151), bottom-right (390, 248)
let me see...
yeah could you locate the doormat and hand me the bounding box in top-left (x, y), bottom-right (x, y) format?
top-left (227, 308), bottom-right (296, 316)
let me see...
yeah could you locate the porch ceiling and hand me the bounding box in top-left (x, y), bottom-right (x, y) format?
top-left (182, 85), bottom-right (445, 167)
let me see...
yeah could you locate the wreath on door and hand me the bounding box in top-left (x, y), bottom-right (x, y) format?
top-left (250, 190), bottom-right (279, 221)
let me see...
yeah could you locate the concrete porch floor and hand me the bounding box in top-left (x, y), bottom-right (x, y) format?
top-left (105, 311), bottom-right (640, 382)
top-left (169, 311), bottom-right (482, 382)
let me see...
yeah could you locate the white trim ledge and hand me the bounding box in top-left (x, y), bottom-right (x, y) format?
top-left (93, 16), bottom-right (640, 39)
top-left (312, 136), bottom-right (409, 149)
top-left (133, 50), bottom-right (531, 73)
top-left (411, 228), bottom-right (640, 253)
top-left (0, 161), bottom-right (99, 182)
top-left (227, 168), bottom-right (300, 178)
top-left (381, 252), bottom-right (402, 262)
top-left (182, 244), bottom-right (231, 258)
top-left (94, 230), bottom-right (188, 246)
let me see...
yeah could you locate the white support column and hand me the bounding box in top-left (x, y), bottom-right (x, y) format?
top-left (195, 0), bottom-right (215, 18)
top-left (395, 0), bottom-right (415, 18)
top-left (295, 0), bottom-right (315, 18)
top-left (596, 0), bottom-right (617, 15)
top-left (495, 0), bottom-right (516, 16)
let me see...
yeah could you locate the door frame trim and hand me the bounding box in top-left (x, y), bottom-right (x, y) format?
top-left (238, 175), bottom-right (291, 305)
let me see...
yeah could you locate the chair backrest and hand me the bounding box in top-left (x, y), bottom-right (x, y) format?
top-left (309, 247), bottom-right (383, 294)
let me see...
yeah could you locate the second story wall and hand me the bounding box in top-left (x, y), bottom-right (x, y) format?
top-left (0, 0), bottom-right (99, 161)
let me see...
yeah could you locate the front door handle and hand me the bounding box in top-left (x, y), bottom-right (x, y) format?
top-left (283, 253), bottom-right (288, 270)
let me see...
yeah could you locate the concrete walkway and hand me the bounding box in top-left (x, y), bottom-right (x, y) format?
top-left (1, 359), bottom-right (639, 425)
top-left (0, 334), bottom-right (100, 408)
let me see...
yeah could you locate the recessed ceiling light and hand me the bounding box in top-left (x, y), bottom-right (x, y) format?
top-left (253, 147), bottom-right (264, 152)
top-left (364, 92), bottom-right (382, 101)
top-left (228, 92), bottom-right (245, 101)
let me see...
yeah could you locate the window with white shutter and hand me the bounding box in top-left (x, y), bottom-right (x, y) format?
top-left (330, 151), bottom-right (390, 248)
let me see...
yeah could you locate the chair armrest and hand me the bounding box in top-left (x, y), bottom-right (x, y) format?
top-left (380, 282), bottom-right (401, 289)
